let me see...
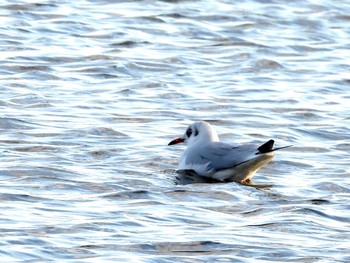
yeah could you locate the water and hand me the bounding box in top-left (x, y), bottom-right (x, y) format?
top-left (0, 0), bottom-right (349, 262)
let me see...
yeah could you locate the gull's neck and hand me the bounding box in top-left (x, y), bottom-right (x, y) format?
top-left (207, 132), bottom-right (219, 142)
top-left (195, 129), bottom-right (219, 145)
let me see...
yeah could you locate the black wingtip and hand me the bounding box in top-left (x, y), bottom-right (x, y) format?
top-left (257, 139), bottom-right (292, 154)
top-left (272, 145), bottom-right (293, 151)
top-left (258, 139), bottom-right (275, 153)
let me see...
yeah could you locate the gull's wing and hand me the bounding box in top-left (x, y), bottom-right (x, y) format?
top-left (199, 142), bottom-right (262, 171)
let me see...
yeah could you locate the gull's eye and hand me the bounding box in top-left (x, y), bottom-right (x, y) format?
top-left (186, 128), bottom-right (192, 138)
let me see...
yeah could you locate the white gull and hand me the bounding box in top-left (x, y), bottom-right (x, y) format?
top-left (168, 121), bottom-right (291, 184)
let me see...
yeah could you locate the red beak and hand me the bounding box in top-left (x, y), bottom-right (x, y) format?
top-left (168, 137), bottom-right (185, 146)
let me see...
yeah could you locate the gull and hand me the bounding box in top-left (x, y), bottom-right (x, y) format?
top-left (168, 121), bottom-right (291, 184)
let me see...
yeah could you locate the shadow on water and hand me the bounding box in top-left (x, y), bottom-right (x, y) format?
top-left (174, 170), bottom-right (273, 189)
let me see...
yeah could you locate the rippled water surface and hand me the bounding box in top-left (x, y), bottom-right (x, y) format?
top-left (1, 0), bottom-right (349, 262)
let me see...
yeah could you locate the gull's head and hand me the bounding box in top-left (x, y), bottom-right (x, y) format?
top-left (168, 121), bottom-right (219, 146)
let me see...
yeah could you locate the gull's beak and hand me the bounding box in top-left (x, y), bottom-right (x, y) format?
top-left (168, 137), bottom-right (185, 146)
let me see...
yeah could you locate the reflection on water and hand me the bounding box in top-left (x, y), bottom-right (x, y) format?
top-left (0, 0), bottom-right (349, 261)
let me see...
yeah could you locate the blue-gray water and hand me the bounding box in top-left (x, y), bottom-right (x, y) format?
top-left (1, 0), bottom-right (349, 262)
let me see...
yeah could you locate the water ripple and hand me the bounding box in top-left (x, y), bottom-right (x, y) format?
top-left (0, 0), bottom-right (349, 261)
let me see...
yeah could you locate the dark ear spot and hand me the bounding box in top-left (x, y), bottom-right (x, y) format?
top-left (194, 129), bottom-right (199, 136)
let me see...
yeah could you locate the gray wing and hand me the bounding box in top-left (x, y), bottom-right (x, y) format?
top-left (199, 142), bottom-right (261, 171)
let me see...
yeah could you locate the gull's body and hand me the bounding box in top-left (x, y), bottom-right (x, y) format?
top-left (168, 121), bottom-right (290, 183)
